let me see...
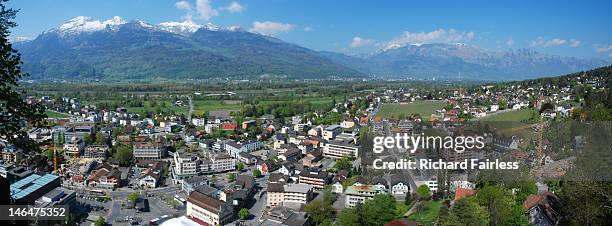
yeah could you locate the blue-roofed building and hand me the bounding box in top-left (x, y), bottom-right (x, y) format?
top-left (10, 173), bottom-right (60, 204)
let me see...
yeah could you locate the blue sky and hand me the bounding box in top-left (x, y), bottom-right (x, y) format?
top-left (6, 0), bottom-right (612, 59)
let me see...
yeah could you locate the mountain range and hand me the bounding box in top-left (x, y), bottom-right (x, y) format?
top-left (14, 16), bottom-right (609, 81)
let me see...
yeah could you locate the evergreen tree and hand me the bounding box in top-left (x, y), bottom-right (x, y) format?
top-left (0, 0), bottom-right (46, 150)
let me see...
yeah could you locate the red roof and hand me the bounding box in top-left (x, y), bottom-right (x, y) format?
top-left (523, 194), bottom-right (542, 210)
top-left (222, 123), bottom-right (237, 130)
top-left (454, 188), bottom-right (476, 201)
top-left (360, 117), bottom-right (369, 124)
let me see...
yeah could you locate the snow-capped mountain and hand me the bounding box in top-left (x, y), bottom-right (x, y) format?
top-left (49, 16), bottom-right (234, 36)
top-left (13, 16), bottom-right (608, 81)
top-left (14, 16), bottom-right (361, 80)
top-left (158, 20), bottom-right (203, 34)
top-left (52, 16), bottom-right (127, 35)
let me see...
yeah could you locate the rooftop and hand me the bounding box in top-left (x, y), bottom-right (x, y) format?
top-left (10, 174), bottom-right (60, 200)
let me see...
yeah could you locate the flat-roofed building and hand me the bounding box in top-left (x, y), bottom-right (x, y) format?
top-left (64, 125), bottom-right (94, 142)
top-left (322, 125), bottom-right (341, 140)
top-left (266, 183), bottom-right (314, 208)
top-left (322, 139), bottom-right (360, 159)
top-left (133, 142), bottom-right (164, 159)
top-left (10, 174), bottom-right (61, 204)
top-left (210, 154), bottom-right (235, 172)
top-left (298, 169), bottom-right (329, 189)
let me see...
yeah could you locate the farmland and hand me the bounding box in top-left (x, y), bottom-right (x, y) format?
top-left (377, 101), bottom-right (446, 120)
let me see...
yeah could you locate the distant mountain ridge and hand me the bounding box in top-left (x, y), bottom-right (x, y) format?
top-left (15, 16), bottom-right (363, 80)
top-left (14, 16), bottom-right (609, 81)
top-left (323, 43), bottom-right (608, 80)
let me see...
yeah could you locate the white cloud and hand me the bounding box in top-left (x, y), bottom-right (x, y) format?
top-left (383, 29), bottom-right (474, 49)
top-left (11, 36), bottom-right (32, 42)
top-left (175, 1), bottom-right (192, 11)
top-left (224, 1), bottom-right (244, 13)
top-left (529, 37), bottom-right (583, 48)
top-left (569, 39), bottom-right (581, 47)
top-left (530, 37), bottom-right (567, 47)
top-left (350, 36), bottom-right (374, 48)
top-left (195, 0), bottom-right (218, 20)
top-left (249, 21), bottom-right (294, 36)
top-left (176, 1), bottom-right (244, 20)
top-left (505, 38), bottom-right (514, 46)
top-left (303, 26), bottom-right (313, 32)
top-left (595, 44), bottom-right (612, 53)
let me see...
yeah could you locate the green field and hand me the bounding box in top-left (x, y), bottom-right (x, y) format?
top-left (476, 108), bottom-right (537, 139)
top-left (193, 100), bottom-right (241, 115)
top-left (45, 110), bottom-right (71, 118)
top-left (407, 201), bottom-right (442, 225)
top-left (378, 101), bottom-right (446, 120)
top-left (480, 108), bottom-right (535, 122)
top-left (126, 100), bottom-right (188, 115)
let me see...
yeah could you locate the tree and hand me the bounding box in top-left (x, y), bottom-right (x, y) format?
top-left (46, 149), bottom-right (54, 161)
top-left (404, 194), bottom-right (412, 206)
top-left (453, 197), bottom-right (490, 226)
top-left (94, 216), bottom-right (106, 226)
top-left (335, 156), bottom-right (353, 171)
top-left (304, 199), bottom-right (333, 224)
top-left (95, 132), bottom-right (106, 145)
top-left (362, 193), bottom-right (397, 225)
top-left (239, 208), bottom-right (249, 220)
top-left (438, 202), bottom-right (461, 226)
top-left (252, 169), bottom-right (262, 178)
top-left (336, 205), bottom-right (362, 226)
top-left (0, 0), bottom-right (46, 151)
top-left (116, 145), bottom-right (133, 166)
top-left (236, 162), bottom-right (245, 171)
top-left (83, 133), bottom-right (92, 145)
top-left (416, 185), bottom-right (432, 200)
top-left (323, 185), bottom-right (337, 205)
top-left (227, 173), bottom-right (235, 182)
top-left (127, 192), bottom-right (139, 204)
top-left (476, 185), bottom-right (513, 226)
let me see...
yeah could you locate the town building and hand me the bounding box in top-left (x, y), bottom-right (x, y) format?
top-left (298, 169), bottom-right (330, 189)
top-left (63, 138), bottom-right (84, 157)
top-left (322, 139), bottom-right (360, 159)
top-left (10, 174), bottom-right (61, 204)
top-left (344, 185), bottom-right (386, 208)
top-left (322, 125), bottom-right (341, 140)
top-left (186, 191), bottom-right (234, 226)
top-left (133, 142), bottom-right (164, 159)
top-left (266, 182), bottom-right (313, 208)
top-left (83, 145), bottom-right (108, 159)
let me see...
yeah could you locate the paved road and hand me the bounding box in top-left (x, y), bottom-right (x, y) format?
top-left (187, 96), bottom-right (193, 123)
top-left (383, 121), bottom-right (418, 192)
top-left (242, 174), bottom-right (269, 226)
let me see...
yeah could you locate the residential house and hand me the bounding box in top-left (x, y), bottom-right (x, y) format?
top-left (523, 192), bottom-right (562, 226)
top-left (390, 173), bottom-right (411, 196)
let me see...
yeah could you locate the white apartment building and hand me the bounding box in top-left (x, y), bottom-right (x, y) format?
top-left (322, 125), bottom-right (341, 140)
top-left (266, 183), bottom-right (313, 207)
top-left (344, 185), bottom-right (386, 208)
top-left (322, 140), bottom-right (359, 159)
